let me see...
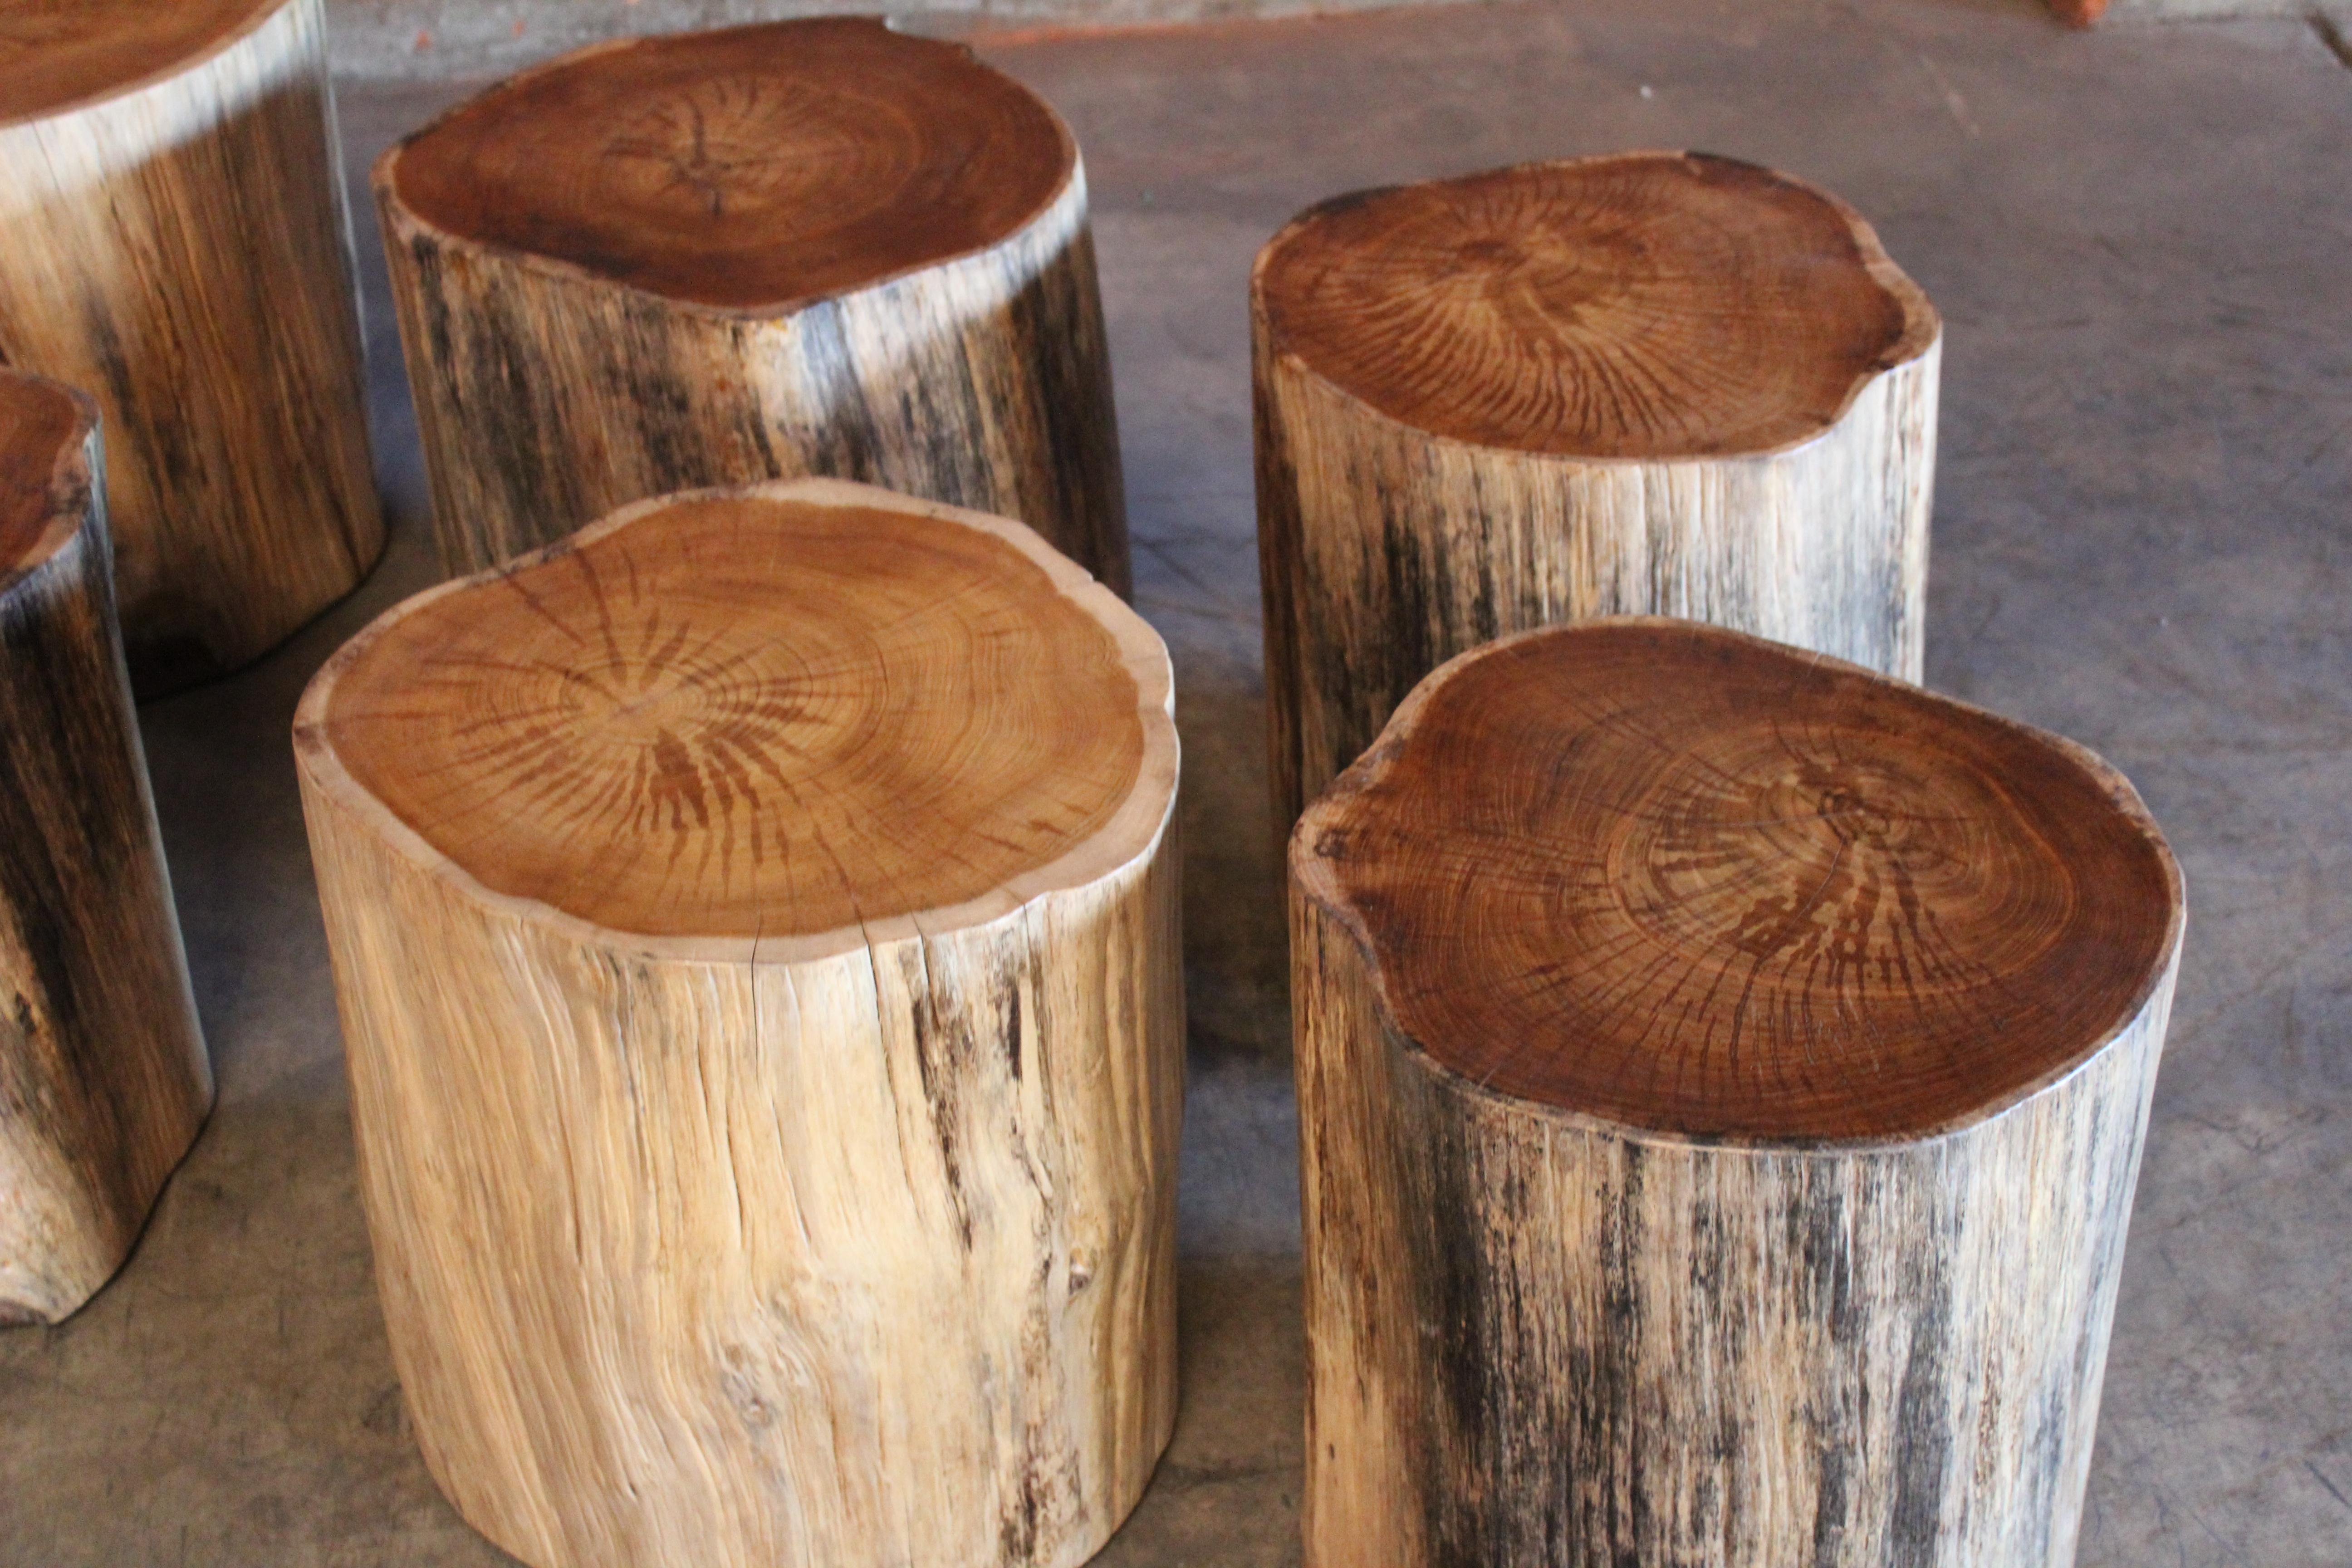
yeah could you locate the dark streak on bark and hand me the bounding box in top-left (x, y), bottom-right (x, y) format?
top-left (1421, 1107), bottom-right (1495, 1568)
top-left (1889, 1252), bottom-right (1953, 1565)
top-left (1002, 984), bottom-right (1023, 1083)
top-left (903, 946), bottom-right (974, 1250)
top-left (1004, 226), bottom-right (1129, 596)
top-left (795, 301), bottom-right (883, 480)
top-left (1253, 351), bottom-right (1308, 832)
top-left (612, 294), bottom-right (706, 495)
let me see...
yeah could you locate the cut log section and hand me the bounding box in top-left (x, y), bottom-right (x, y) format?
top-left (1291, 618), bottom-right (2183, 1568)
top-left (295, 478), bottom-right (1181, 1568)
top-left (0, 371), bottom-right (211, 1326)
top-left (0, 0), bottom-right (384, 696)
top-left (1255, 152), bottom-right (1942, 825)
top-left (375, 18), bottom-right (1132, 593)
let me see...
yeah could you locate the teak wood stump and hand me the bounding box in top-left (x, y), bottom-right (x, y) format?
top-left (0, 371), bottom-right (211, 1325)
top-left (1255, 152), bottom-right (1942, 825)
top-left (1290, 619), bottom-right (2184, 1568)
top-left (375, 18), bottom-right (1132, 593)
top-left (0, 0), bottom-right (384, 695)
top-left (295, 478), bottom-right (1181, 1568)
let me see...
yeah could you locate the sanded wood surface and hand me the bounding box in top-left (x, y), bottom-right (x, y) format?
top-left (0, 372), bottom-right (211, 1326)
top-left (0, 0), bottom-right (383, 695)
top-left (296, 478), bottom-right (1181, 1568)
top-left (1291, 618), bottom-right (2182, 1568)
top-left (1256, 152), bottom-right (1940, 825)
top-left (377, 19), bottom-right (1130, 590)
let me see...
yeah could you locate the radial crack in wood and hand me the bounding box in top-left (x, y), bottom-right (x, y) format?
top-left (0, 0), bottom-right (385, 695)
top-left (0, 370), bottom-right (212, 1326)
top-left (1290, 617), bottom-right (2183, 1568)
top-left (376, 18), bottom-right (1131, 592)
top-left (1255, 152), bottom-right (1941, 827)
top-left (295, 477), bottom-right (1181, 1568)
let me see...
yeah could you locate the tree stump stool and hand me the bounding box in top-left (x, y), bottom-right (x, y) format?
top-left (1290, 618), bottom-right (2183, 1568)
top-left (1255, 152), bottom-right (1942, 825)
top-left (374, 18), bottom-right (1132, 594)
top-left (0, 0), bottom-right (384, 695)
top-left (295, 478), bottom-right (1181, 1568)
top-left (0, 371), bottom-right (211, 1325)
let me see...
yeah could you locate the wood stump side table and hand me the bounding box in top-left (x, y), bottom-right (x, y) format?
top-left (375, 18), bottom-right (1132, 594)
top-left (1255, 152), bottom-right (1942, 825)
top-left (1290, 619), bottom-right (2183, 1568)
top-left (294, 479), bottom-right (1180, 1568)
top-left (0, 0), bottom-right (384, 696)
top-left (0, 372), bottom-right (211, 1325)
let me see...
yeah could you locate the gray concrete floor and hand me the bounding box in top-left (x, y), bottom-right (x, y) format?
top-left (4, 0), bottom-right (2349, 1561)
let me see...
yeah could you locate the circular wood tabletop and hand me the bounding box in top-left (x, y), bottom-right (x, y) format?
top-left (314, 485), bottom-right (1165, 943)
top-left (1296, 618), bottom-right (2181, 1142)
top-left (386, 18), bottom-right (1076, 313)
top-left (1256, 152), bottom-right (1939, 460)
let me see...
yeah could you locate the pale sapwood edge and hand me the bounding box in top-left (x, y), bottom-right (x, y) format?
top-left (290, 477), bottom-right (1180, 1568)
top-left (1286, 619), bottom-right (2185, 1568)
top-left (372, 109), bottom-right (1132, 598)
top-left (1253, 154), bottom-right (1941, 830)
top-left (0, 382), bottom-right (213, 1326)
top-left (0, 0), bottom-right (384, 696)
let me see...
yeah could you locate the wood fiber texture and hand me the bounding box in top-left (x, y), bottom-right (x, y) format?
top-left (1255, 152), bottom-right (1940, 825)
top-left (0, 0), bottom-right (384, 695)
top-left (1289, 619), bottom-right (2184, 1568)
top-left (0, 372), bottom-right (211, 1326)
top-left (294, 478), bottom-right (1182, 1568)
top-left (375, 19), bottom-right (1130, 592)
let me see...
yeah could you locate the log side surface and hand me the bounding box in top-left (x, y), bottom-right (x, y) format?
top-left (376, 19), bottom-right (1130, 590)
top-left (1255, 152), bottom-right (1941, 824)
top-left (0, 371), bottom-right (211, 1326)
top-left (294, 478), bottom-right (1181, 1568)
top-left (1289, 617), bottom-right (2183, 1568)
top-left (0, 0), bottom-right (385, 695)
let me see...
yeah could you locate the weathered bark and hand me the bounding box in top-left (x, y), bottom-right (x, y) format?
top-left (295, 478), bottom-right (1181, 1568)
top-left (0, 0), bottom-right (384, 696)
top-left (1255, 152), bottom-right (1940, 825)
top-left (374, 19), bottom-right (1130, 593)
top-left (1290, 618), bottom-right (2183, 1568)
top-left (0, 372), bottom-right (211, 1325)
